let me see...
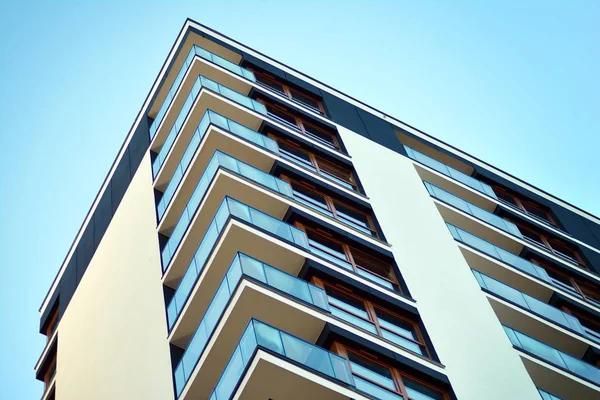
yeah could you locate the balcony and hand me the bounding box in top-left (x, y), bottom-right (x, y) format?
top-left (155, 114), bottom-right (366, 239)
top-left (151, 75), bottom-right (266, 177)
top-left (448, 224), bottom-right (600, 313)
top-left (206, 319), bottom-right (362, 400)
top-left (405, 146), bottom-right (497, 205)
top-left (427, 182), bottom-right (596, 276)
top-left (172, 253), bottom-right (331, 397)
top-left (165, 195), bottom-right (413, 344)
top-left (504, 325), bottom-right (600, 398)
top-left (156, 110), bottom-right (279, 221)
top-left (171, 249), bottom-right (442, 399)
top-left (539, 389), bottom-right (562, 400)
top-left (149, 45), bottom-right (256, 141)
top-left (473, 270), bottom-right (600, 356)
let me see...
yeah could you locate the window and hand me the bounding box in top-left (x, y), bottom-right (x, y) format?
top-left (491, 185), bottom-right (559, 228)
top-left (281, 176), bottom-right (379, 238)
top-left (560, 305), bottom-right (600, 344)
top-left (250, 69), bottom-right (327, 115)
top-left (314, 278), bottom-right (430, 356)
top-left (297, 223), bottom-right (397, 290)
top-left (332, 343), bottom-right (448, 400)
top-left (44, 306), bottom-right (59, 342)
top-left (271, 135), bottom-right (359, 192)
top-left (513, 222), bottom-right (586, 267)
top-left (260, 100), bottom-right (339, 150)
top-left (535, 258), bottom-right (600, 307)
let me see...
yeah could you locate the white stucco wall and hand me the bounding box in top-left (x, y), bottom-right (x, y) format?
top-left (339, 127), bottom-right (539, 400)
top-left (55, 154), bottom-right (174, 400)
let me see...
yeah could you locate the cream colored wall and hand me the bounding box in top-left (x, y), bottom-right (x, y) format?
top-left (339, 127), bottom-right (539, 400)
top-left (55, 153), bottom-right (174, 400)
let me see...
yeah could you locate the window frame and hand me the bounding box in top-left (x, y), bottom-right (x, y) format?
top-left (280, 175), bottom-right (379, 238)
top-left (260, 99), bottom-right (340, 150)
top-left (251, 69), bottom-right (328, 115)
top-left (331, 342), bottom-right (449, 400)
top-left (533, 258), bottom-right (600, 306)
top-left (313, 278), bottom-right (430, 357)
top-left (513, 222), bottom-right (586, 267)
top-left (492, 185), bottom-right (559, 228)
top-left (295, 223), bottom-right (398, 288)
top-left (269, 135), bottom-right (360, 192)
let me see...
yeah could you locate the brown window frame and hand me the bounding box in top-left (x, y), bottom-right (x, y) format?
top-left (260, 99), bottom-right (340, 150)
top-left (43, 354), bottom-right (56, 389)
top-left (269, 135), bottom-right (359, 192)
top-left (295, 222), bottom-right (399, 288)
top-left (513, 221), bottom-right (586, 267)
top-left (533, 258), bottom-right (600, 306)
top-left (492, 185), bottom-right (559, 228)
top-left (313, 278), bottom-right (430, 357)
top-left (280, 175), bottom-right (379, 238)
top-left (331, 342), bottom-right (449, 400)
top-left (250, 69), bottom-right (328, 115)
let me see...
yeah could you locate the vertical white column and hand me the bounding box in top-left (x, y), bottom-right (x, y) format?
top-left (339, 127), bottom-right (538, 400)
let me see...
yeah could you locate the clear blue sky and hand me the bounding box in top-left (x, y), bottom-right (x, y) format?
top-left (0, 1), bottom-right (598, 398)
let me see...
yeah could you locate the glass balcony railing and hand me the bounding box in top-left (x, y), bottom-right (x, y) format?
top-left (447, 224), bottom-right (595, 306)
top-left (504, 325), bottom-right (600, 385)
top-left (152, 75), bottom-right (267, 174)
top-left (149, 45), bottom-right (256, 141)
top-left (156, 111), bottom-right (279, 219)
top-left (538, 389), bottom-right (563, 400)
top-left (165, 196), bottom-right (310, 318)
top-left (161, 156), bottom-right (294, 269)
top-left (206, 319), bottom-right (355, 400)
top-left (425, 182), bottom-right (522, 237)
top-left (404, 146), bottom-right (497, 199)
top-left (473, 270), bottom-right (600, 343)
top-left (173, 254), bottom-right (330, 396)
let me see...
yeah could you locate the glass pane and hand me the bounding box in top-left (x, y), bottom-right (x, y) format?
top-left (331, 306), bottom-right (378, 334)
top-left (290, 91), bottom-right (321, 110)
top-left (349, 353), bottom-right (396, 391)
top-left (381, 330), bottom-right (423, 354)
top-left (254, 321), bottom-right (284, 354)
top-left (354, 376), bottom-right (403, 400)
top-left (281, 333), bottom-right (334, 376)
top-left (404, 378), bottom-right (444, 400)
top-left (264, 266), bottom-right (312, 304)
top-left (215, 348), bottom-right (245, 400)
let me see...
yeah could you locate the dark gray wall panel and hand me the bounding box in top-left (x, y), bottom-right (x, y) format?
top-left (76, 220), bottom-right (95, 282)
top-left (59, 257), bottom-right (77, 316)
top-left (321, 92), bottom-right (368, 137)
top-left (94, 187), bottom-right (112, 248)
top-left (356, 109), bottom-right (404, 154)
top-left (110, 149), bottom-right (132, 214)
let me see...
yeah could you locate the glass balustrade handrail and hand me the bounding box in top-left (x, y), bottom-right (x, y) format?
top-left (473, 270), bottom-right (600, 343)
top-left (152, 75), bottom-right (267, 175)
top-left (207, 319), bottom-right (355, 400)
top-left (149, 45), bottom-right (256, 141)
top-left (173, 253), bottom-right (330, 396)
top-left (156, 110), bottom-right (279, 220)
top-left (425, 181), bottom-right (522, 237)
top-left (504, 325), bottom-right (600, 385)
top-left (404, 146), bottom-right (497, 199)
top-left (446, 223), bottom-right (593, 305)
top-left (165, 196), bottom-right (310, 324)
top-left (161, 154), bottom-right (295, 270)
top-left (538, 389), bottom-right (563, 400)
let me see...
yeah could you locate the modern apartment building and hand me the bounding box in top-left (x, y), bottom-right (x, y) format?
top-left (35, 19), bottom-right (600, 400)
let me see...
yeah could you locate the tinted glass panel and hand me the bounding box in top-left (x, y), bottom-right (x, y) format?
top-left (291, 91), bottom-right (321, 110)
top-left (349, 353), bottom-right (396, 391)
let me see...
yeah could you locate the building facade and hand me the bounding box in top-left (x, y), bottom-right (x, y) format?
top-left (35, 19), bottom-right (600, 400)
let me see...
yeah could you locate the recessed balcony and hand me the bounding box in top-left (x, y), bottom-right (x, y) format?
top-left (171, 251), bottom-right (444, 399)
top-left (159, 146), bottom-right (389, 291)
top-left (427, 182), bottom-right (600, 280)
top-left (165, 197), bottom-right (414, 344)
top-left (473, 270), bottom-right (599, 356)
top-left (504, 325), bottom-right (600, 399)
top-left (448, 223), bottom-right (600, 314)
top-left (149, 45), bottom-right (256, 142)
top-left (151, 76), bottom-right (266, 178)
